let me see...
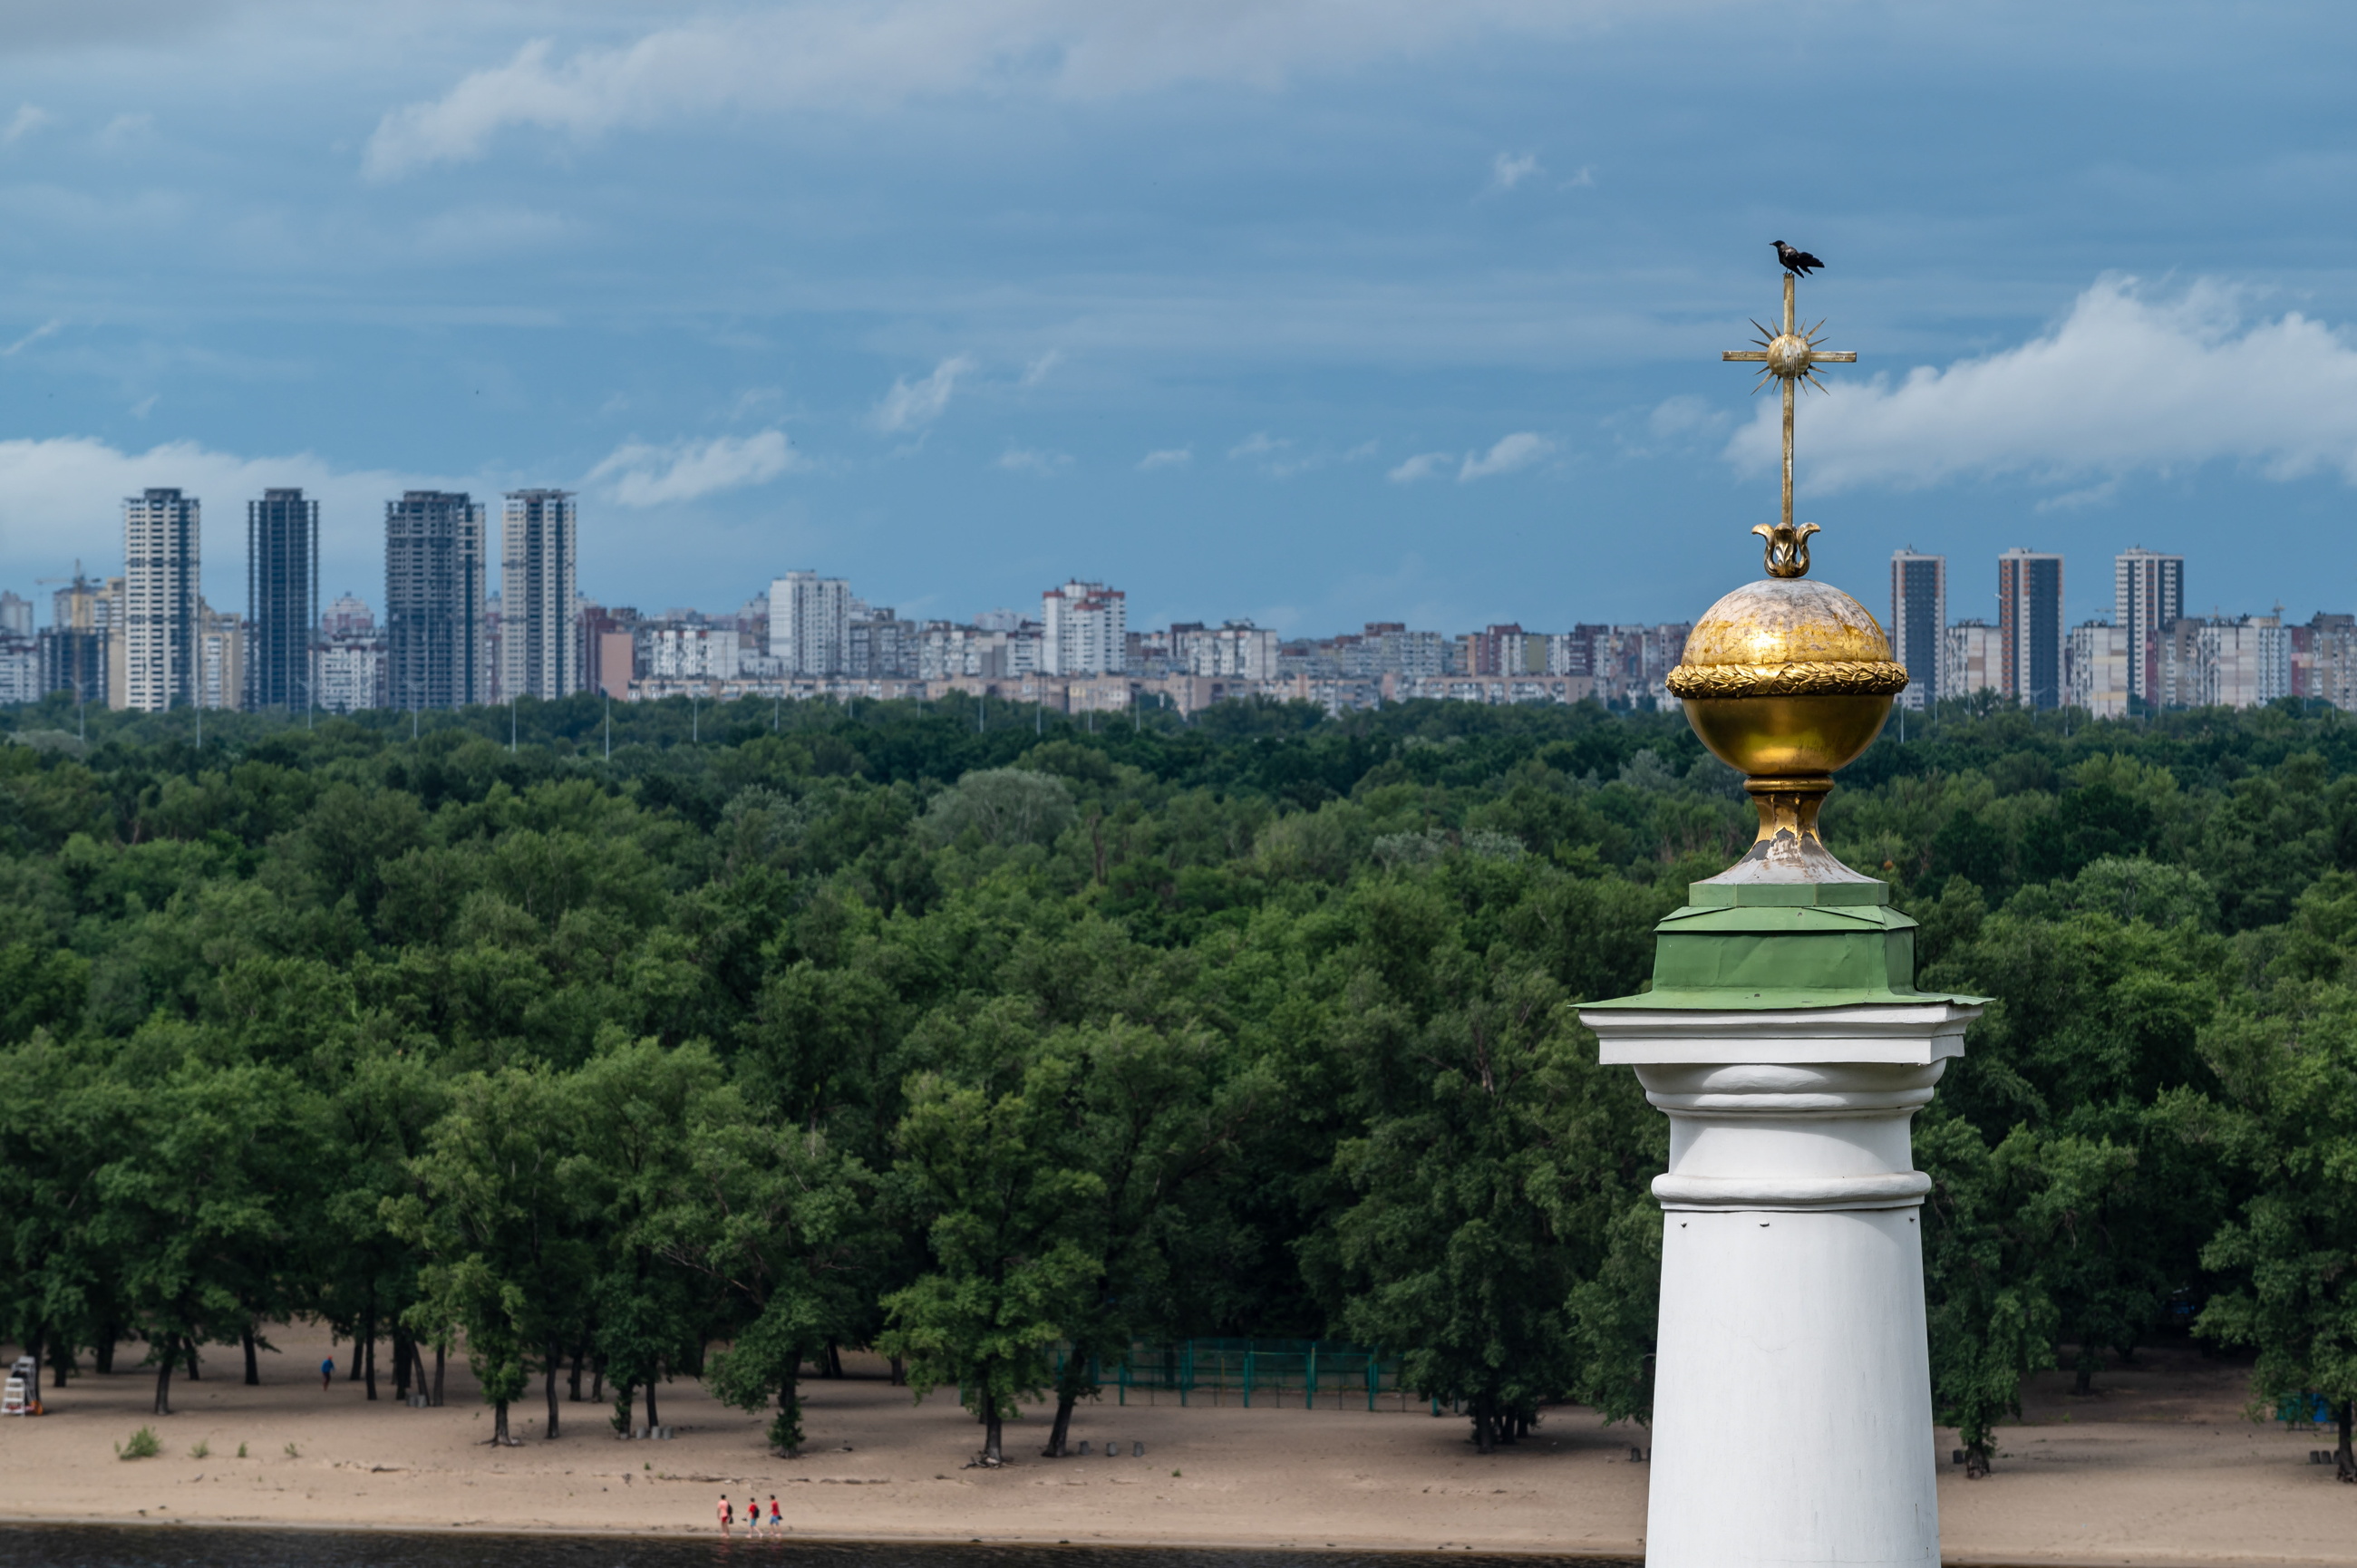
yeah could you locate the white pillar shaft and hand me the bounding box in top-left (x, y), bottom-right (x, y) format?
top-left (1584, 1008), bottom-right (1974, 1568)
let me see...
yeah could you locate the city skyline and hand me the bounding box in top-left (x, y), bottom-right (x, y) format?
top-left (0, 9), bottom-right (2352, 632)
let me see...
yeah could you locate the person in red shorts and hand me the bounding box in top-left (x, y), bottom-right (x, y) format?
top-left (717, 1494), bottom-right (733, 1536)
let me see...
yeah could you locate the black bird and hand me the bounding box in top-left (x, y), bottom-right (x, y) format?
top-left (1772, 241), bottom-right (1824, 278)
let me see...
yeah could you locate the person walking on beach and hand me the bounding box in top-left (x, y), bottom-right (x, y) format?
top-left (717, 1494), bottom-right (733, 1537)
top-left (768, 1495), bottom-right (782, 1537)
top-left (745, 1497), bottom-right (763, 1540)
top-left (320, 1356), bottom-right (334, 1390)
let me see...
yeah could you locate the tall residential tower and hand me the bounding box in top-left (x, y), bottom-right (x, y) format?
top-left (247, 488), bottom-right (319, 711)
top-left (385, 491), bottom-right (489, 711)
top-left (1996, 547), bottom-right (2065, 710)
top-left (2114, 547), bottom-right (2184, 711)
top-left (121, 488), bottom-right (200, 713)
top-left (499, 489), bottom-right (580, 701)
top-left (1888, 550), bottom-right (1945, 711)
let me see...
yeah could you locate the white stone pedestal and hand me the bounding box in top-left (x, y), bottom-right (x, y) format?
top-left (1577, 1002), bottom-right (1981, 1568)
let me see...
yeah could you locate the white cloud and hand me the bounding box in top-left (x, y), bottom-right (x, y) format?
top-left (588, 430), bottom-right (802, 507)
top-left (1, 106), bottom-right (51, 148)
top-left (0, 320), bottom-right (61, 357)
top-left (873, 354), bottom-right (975, 432)
top-left (1489, 150), bottom-right (1540, 191)
top-left (1138, 447), bottom-right (1191, 470)
top-left (362, 0), bottom-right (1664, 178)
top-left (0, 435), bottom-right (456, 608)
top-left (1229, 431), bottom-right (1287, 460)
top-left (96, 111), bottom-right (150, 150)
top-left (1727, 276), bottom-right (2357, 492)
top-left (1459, 431), bottom-right (1554, 480)
top-left (1387, 451), bottom-right (1450, 483)
top-left (1559, 165), bottom-right (1594, 189)
top-left (996, 447), bottom-right (1073, 475)
top-left (1019, 349), bottom-right (1062, 387)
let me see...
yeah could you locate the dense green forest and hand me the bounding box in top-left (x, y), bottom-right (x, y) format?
top-left (1, 690), bottom-right (2353, 1470)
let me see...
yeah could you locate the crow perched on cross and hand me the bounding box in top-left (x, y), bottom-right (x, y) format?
top-left (1772, 241), bottom-right (1823, 278)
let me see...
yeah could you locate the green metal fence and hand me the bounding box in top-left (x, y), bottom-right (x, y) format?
top-left (1048, 1339), bottom-right (1419, 1411)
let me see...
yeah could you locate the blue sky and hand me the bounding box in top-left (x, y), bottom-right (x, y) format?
top-left (2, 1), bottom-right (2355, 636)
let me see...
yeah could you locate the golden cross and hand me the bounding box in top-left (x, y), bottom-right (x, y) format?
top-left (1722, 273), bottom-right (1856, 577)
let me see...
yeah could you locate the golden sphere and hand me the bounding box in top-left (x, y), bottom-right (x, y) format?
top-left (1667, 576), bottom-right (1906, 779)
top-left (1765, 333), bottom-right (1815, 378)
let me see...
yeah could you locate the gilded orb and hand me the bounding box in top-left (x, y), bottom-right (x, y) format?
top-left (1666, 576), bottom-right (1908, 843)
top-left (1764, 333), bottom-right (1817, 380)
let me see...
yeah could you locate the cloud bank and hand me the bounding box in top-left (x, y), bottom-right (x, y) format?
top-left (1391, 432), bottom-right (1555, 482)
top-left (588, 431), bottom-right (802, 507)
top-left (1729, 276), bottom-right (2357, 492)
top-left (364, 0), bottom-right (1670, 177)
top-left (874, 354), bottom-right (975, 432)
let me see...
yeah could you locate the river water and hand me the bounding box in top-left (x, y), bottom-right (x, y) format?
top-left (0, 1528), bottom-right (1634, 1568)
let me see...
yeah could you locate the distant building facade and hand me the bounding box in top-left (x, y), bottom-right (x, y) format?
top-left (2292, 614), bottom-right (2357, 711)
top-left (2114, 547), bottom-right (2184, 711)
top-left (770, 571), bottom-right (851, 676)
top-left (1890, 550), bottom-right (1945, 711)
top-left (1996, 548), bottom-right (2065, 709)
top-left (385, 490), bottom-right (490, 711)
top-left (122, 488), bottom-right (201, 712)
top-left (499, 489), bottom-right (579, 701)
top-left (2066, 622), bottom-right (2131, 719)
top-left (1042, 580), bottom-right (1127, 675)
top-left (247, 488), bottom-right (318, 711)
top-left (1945, 619), bottom-right (2002, 700)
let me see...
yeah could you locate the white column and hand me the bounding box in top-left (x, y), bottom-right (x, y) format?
top-left (1579, 1002), bottom-right (1981, 1568)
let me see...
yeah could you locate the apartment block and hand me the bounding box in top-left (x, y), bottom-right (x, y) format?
top-left (2292, 614), bottom-right (2357, 711)
top-left (1042, 580), bottom-right (1127, 675)
top-left (1997, 548), bottom-right (2065, 709)
top-left (2163, 615), bottom-right (2290, 709)
top-left (121, 488), bottom-right (201, 712)
top-left (247, 488), bottom-right (318, 711)
top-left (1945, 620), bottom-right (2002, 700)
top-left (385, 490), bottom-right (490, 711)
top-left (500, 489), bottom-right (579, 701)
top-left (770, 570), bottom-right (851, 676)
top-left (1890, 550), bottom-right (1945, 711)
top-left (2114, 547), bottom-right (2184, 711)
top-left (2066, 622), bottom-right (2131, 719)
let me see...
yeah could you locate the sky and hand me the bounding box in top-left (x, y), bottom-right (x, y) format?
top-left (1, 0), bottom-right (2355, 637)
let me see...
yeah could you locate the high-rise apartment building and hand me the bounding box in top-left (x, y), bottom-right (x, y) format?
top-left (2293, 614), bottom-right (2357, 712)
top-left (121, 488), bottom-right (201, 712)
top-left (1945, 620), bottom-right (2002, 700)
top-left (247, 488), bottom-right (319, 711)
top-left (197, 602), bottom-right (245, 711)
top-left (499, 489), bottom-right (580, 701)
top-left (1889, 550), bottom-right (1945, 711)
top-left (2114, 547), bottom-right (2184, 711)
top-left (1996, 548), bottom-right (2065, 709)
top-left (1042, 580), bottom-right (1127, 675)
top-left (38, 568), bottom-right (111, 708)
top-left (2164, 615), bottom-right (2291, 710)
top-left (316, 593), bottom-right (386, 714)
top-left (0, 593), bottom-right (29, 639)
top-left (385, 491), bottom-right (489, 711)
top-left (2067, 622), bottom-right (2132, 718)
top-left (770, 571), bottom-right (851, 675)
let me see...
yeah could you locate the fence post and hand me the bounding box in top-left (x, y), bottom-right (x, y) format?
top-left (1119, 1358), bottom-right (1128, 1407)
top-left (1365, 1352), bottom-right (1376, 1412)
top-left (1244, 1350), bottom-right (1254, 1408)
top-left (1307, 1344), bottom-right (1317, 1410)
top-left (1181, 1341), bottom-right (1192, 1408)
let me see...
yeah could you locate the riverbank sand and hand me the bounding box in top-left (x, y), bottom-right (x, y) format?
top-left (0, 1327), bottom-right (2345, 1565)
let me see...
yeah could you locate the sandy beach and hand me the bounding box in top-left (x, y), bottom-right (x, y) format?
top-left (0, 1326), bottom-right (2345, 1565)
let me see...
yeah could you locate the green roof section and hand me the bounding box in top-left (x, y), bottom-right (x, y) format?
top-left (1578, 878), bottom-right (1989, 1013)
